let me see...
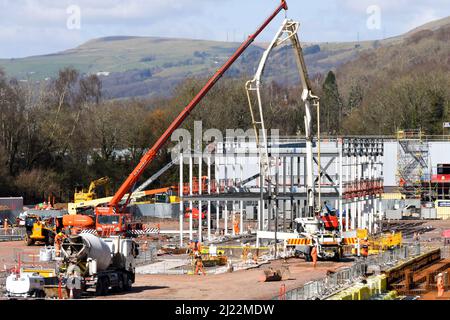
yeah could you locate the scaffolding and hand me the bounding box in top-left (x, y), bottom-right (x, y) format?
top-left (396, 130), bottom-right (429, 199)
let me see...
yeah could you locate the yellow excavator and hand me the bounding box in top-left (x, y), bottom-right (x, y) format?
top-left (74, 177), bottom-right (111, 203)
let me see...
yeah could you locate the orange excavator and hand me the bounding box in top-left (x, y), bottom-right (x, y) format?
top-left (93, 1), bottom-right (290, 236)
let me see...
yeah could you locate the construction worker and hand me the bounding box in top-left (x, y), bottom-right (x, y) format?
top-left (192, 240), bottom-right (202, 257)
top-left (55, 231), bottom-right (66, 257)
top-left (437, 273), bottom-right (445, 297)
top-left (360, 237), bottom-right (369, 259)
top-left (195, 255), bottom-right (206, 276)
top-left (233, 219), bottom-right (240, 235)
top-left (311, 245), bottom-right (318, 268)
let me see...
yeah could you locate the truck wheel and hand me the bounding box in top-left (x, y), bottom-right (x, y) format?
top-left (25, 235), bottom-right (34, 246)
top-left (116, 275), bottom-right (124, 292)
top-left (305, 254), bottom-right (312, 262)
top-left (102, 277), bottom-right (110, 296)
top-left (123, 273), bottom-right (132, 291)
top-left (333, 252), bottom-right (340, 261)
top-left (96, 277), bottom-right (106, 296)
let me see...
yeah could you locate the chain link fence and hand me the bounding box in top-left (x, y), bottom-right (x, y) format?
top-left (277, 244), bottom-right (433, 300)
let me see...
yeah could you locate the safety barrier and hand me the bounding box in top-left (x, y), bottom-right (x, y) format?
top-left (327, 274), bottom-right (388, 300)
top-left (0, 271), bottom-right (7, 293)
top-left (277, 262), bottom-right (366, 300)
top-left (275, 244), bottom-right (432, 300)
top-left (135, 242), bottom-right (158, 266)
top-left (0, 228), bottom-right (26, 241)
top-left (441, 246), bottom-right (450, 259)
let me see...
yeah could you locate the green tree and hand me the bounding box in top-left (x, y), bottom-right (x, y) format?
top-left (321, 71), bottom-right (343, 134)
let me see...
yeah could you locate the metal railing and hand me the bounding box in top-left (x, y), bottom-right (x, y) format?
top-left (280, 262), bottom-right (366, 300)
top-left (0, 228), bottom-right (26, 241)
top-left (277, 244), bottom-right (431, 300)
top-left (440, 246), bottom-right (450, 259)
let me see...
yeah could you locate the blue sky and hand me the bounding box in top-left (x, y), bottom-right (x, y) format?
top-left (0, 0), bottom-right (449, 58)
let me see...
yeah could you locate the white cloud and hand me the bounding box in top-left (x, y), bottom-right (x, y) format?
top-left (405, 8), bottom-right (440, 31)
top-left (0, 0), bottom-right (449, 58)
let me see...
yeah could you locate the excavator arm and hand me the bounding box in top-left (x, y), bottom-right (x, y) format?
top-left (87, 177), bottom-right (111, 194)
top-left (97, 1), bottom-right (289, 216)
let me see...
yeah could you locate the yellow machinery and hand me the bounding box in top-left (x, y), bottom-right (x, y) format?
top-left (370, 232), bottom-right (402, 253)
top-left (350, 231), bottom-right (402, 255)
top-left (68, 187), bottom-right (176, 215)
top-left (194, 246), bottom-right (227, 267)
top-left (74, 177), bottom-right (111, 203)
top-left (24, 215), bottom-right (63, 246)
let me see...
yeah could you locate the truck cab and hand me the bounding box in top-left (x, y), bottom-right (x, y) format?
top-left (95, 210), bottom-right (142, 236)
top-left (291, 217), bottom-right (343, 261)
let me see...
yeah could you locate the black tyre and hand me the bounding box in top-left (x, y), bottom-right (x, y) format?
top-left (25, 235), bottom-right (34, 246)
top-left (305, 254), bottom-right (312, 262)
top-left (116, 274), bottom-right (124, 292)
top-left (333, 251), bottom-right (341, 262)
top-left (95, 277), bottom-right (105, 296)
top-left (102, 277), bottom-right (110, 296)
top-left (123, 273), bottom-right (132, 291)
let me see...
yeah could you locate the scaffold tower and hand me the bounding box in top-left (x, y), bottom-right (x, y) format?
top-left (396, 130), bottom-right (429, 199)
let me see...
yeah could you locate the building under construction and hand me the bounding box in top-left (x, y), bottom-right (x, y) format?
top-left (1, 0), bottom-right (449, 303)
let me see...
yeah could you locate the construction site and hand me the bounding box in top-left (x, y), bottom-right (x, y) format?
top-left (1, 1), bottom-right (450, 302)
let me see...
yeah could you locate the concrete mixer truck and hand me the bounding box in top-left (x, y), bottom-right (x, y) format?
top-left (60, 233), bottom-right (139, 296)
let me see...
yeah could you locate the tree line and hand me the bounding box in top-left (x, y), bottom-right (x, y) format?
top-left (1, 26), bottom-right (449, 204)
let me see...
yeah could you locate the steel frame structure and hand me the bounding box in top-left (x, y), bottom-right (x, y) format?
top-left (176, 137), bottom-right (384, 246)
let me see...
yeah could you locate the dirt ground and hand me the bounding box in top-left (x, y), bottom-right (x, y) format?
top-left (0, 240), bottom-right (42, 267)
top-left (415, 219), bottom-right (450, 242)
top-left (97, 259), bottom-right (353, 300)
top-left (419, 290), bottom-right (450, 300)
top-left (0, 239), bottom-right (352, 300)
top-left (1, 218), bottom-right (449, 300)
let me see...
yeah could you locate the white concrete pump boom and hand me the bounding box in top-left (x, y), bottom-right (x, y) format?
top-left (285, 20), bottom-right (320, 217)
top-left (245, 19), bottom-right (319, 216)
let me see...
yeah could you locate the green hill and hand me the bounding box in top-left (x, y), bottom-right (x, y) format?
top-left (0, 16), bottom-right (449, 99)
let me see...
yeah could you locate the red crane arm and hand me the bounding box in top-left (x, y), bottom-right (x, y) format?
top-left (106, 1), bottom-right (288, 213)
